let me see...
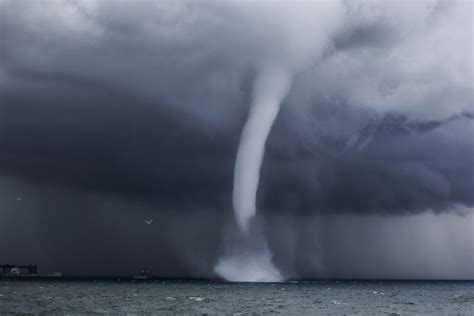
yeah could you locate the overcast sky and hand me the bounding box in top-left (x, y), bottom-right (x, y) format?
top-left (0, 0), bottom-right (473, 279)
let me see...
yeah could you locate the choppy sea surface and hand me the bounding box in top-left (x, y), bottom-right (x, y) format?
top-left (1, 279), bottom-right (473, 315)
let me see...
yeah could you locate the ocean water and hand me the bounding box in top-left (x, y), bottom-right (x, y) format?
top-left (1, 279), bottom-right (473, 315)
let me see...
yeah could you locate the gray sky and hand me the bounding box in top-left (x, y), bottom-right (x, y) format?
top-left (0, 0), bottom-right (473, 279)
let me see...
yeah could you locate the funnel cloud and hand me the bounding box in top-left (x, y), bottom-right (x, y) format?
top-left (233, 67), bottom-right (291, 233)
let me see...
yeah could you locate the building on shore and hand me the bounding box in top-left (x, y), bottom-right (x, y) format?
top-left (1, 264), bottom-right (38, 276)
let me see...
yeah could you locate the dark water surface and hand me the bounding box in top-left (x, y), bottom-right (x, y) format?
top-left (1, 279), bottom-right (473, 315)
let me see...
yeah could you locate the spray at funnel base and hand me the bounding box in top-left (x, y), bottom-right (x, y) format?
top-left (233, 67), bottom-right (291, 233)
top-left (214, 243), bottom-right (283, 282)
top-left (214, 217), bottom-right (284, 282)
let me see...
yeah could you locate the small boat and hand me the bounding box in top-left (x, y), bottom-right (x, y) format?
top-left (133, 269), bottom-right (151, 280)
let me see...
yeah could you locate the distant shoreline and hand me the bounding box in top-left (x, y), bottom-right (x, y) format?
top-left (1, 276), bottom-right (473, 283)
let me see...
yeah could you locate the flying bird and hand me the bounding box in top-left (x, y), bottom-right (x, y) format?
top-left (16, 197), bottom-right (22, 201)
top-left (144, 219), bottom-right (153, 225)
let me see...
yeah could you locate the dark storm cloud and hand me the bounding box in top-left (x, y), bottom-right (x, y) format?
top-left (260, 109), bottom-right (474, 215)
top-left (2, 72), bottom-right (472, 216)
top-left (1, 81), bottom-right (237, 210)
top-left (0, 0), bottom-right (472, 277)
